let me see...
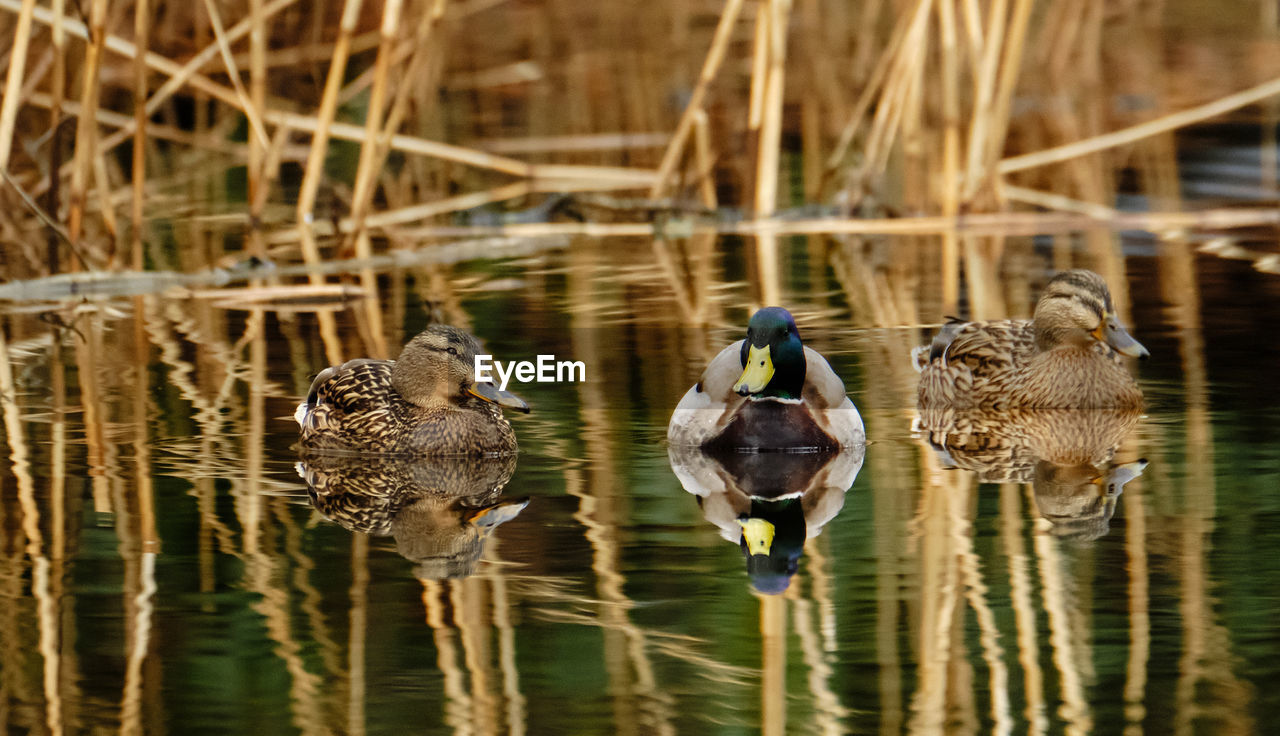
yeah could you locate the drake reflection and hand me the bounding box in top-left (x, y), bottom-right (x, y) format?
top-left (668, 446), bottom-right (864, 594)
top-left (296, 453), bottom-right (527, 579)
top-left (917, 407), bottom-right (1146, 540)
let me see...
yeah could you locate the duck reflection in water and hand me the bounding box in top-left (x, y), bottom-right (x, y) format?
top-left (917, 406), bottom-right (1146, 540)
top-left (296, 453), bottom-right (528, 579)
top-left (668, 446), bottom-right (864, 594)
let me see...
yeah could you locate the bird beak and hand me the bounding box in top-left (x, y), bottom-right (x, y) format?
top-left (467, 382), bottom-right (531, 413)
top-left (738, 518), bottom-right (776, 555)
top-left (733, 344), bottom-right (774, 395)
top-left (466, 498), bottom-right (531, 530)
top-left (1098, 313), bottom-right (1149, 359)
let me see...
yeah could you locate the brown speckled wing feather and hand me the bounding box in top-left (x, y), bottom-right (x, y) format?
top-left (302, 359), bottom-right (417, 452)
top-left (934, 319), bottom-right (1032, 376)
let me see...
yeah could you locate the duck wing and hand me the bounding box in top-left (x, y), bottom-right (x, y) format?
top-left (696, 340), bottom-right (748, 400)
top-left (927, 319), bottom-right (1032, 377)
top-left (299, 359), bottom-right (415, 450)
top-left (801, 346), bottom-right (849, 408)
top-left (667, 341), bottom-right (748, 447)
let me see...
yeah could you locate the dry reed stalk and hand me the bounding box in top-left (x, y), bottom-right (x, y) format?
top-left (23, 91), bottom-right (289, 162)
top-left (14, 3), bottom-right (656, 190)
top-left (296, 0), bottom-right (365, 288)
top-left (477, 132), bottom-right (668, 155)
top-left (354, 0), bottom-right (446, 201)
top-left (347, 0), bottom-right (408, 241)
top-left (0, 0), bottom-right (37, 171)
top-left (248, 0), bottom-right (268, 223)
top-left (823, 0), bottom-right (904, 182)
top-left (1001, 183), bottom-right (1117, 219)
top-left (251, 123), bottom-right (295, 215)
top-left (962, 0), bottom-right (1010, 200)
top-left (744, 206), bottom-right (1280, 234)
top-left (862, 0), bottom-right (931, 182)
top-left (1265, 1), bottom-right (1280, 193)
top-left (1000, 73), bottom-right (1280, 175)
top-left (67, 0), bottom-right (109, 243)
top-left (200, 0), bottom-right (270, 153)
top-left (100, 0), bottom-right (300, 154)
top-left (266, 180), bottom-right (532, 244)
top-left (269, 109), bottom-right (657, 184)
top-left (650, 0), bottom-right (746, 199)
top-left (938, 0), bottom-right (961, 314)
top-left (1, 0), bottom-right (293, 201)
top-left (691, 110), bottom-right (718, 209)
top-left (130, 0), bottom-right (148, 269)
top-left (958, 0), bottom-right (983, 64)
top-left (754, 230), bottom-right (782, 306)
top-left (366, 204), bottom-right (1280, 242)
top-left (190, 283), bottom-right (368, 304)
top-left (754, 0), bottom-right (792, 217)
top-left (45, 0), bottom-right (67, 272)
top-left (748, 2), bottom-right (769, 132)
top-left (91, 152), bottom-right (119, 254)
top-left (977, 0), bottom-right (1033, 197)
top-left (232, 30), bottom-right (381, 74)
top-left (345, 0), bottom-right (407, 359)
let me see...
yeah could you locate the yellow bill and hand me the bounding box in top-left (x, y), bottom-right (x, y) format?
top-left (738, 518), bottom-right (776, 555)
top-left (733, 344), bottom-right (774, 395)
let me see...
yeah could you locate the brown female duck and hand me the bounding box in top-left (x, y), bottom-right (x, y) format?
top-left (916, 269), bottom-right (1147, 409)
top-left (295, 325), bottom-right (529, 455)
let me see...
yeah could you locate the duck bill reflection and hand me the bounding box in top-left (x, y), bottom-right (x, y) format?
top-left (1103, 458), bottom-right (1149, 492)
top-left (738, 517), bottom-right (776, 555)
top-left (467, 382), bottom-right (531, 413)
top-left (733, 344), bottom-right (774, 395)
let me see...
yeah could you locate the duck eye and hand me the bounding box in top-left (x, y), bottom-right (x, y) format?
top-left (446, 346), bottom-right (458, 356)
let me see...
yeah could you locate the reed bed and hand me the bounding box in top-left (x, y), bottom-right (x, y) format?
top-left (0, 0), bottom-right (1275, 292)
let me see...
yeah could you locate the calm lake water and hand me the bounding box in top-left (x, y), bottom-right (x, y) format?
top-left (2, 226), bottom-right (1279, 734)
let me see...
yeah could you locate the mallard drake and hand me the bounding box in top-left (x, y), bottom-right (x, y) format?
top-left (668, 307), bottom-right (864, 451)
top-left (916, 269), bottom-right (1147, 409)
top-left (668, 445), bottom-right (863, 593)
top-left (295, 325), bottom-right (529, 455)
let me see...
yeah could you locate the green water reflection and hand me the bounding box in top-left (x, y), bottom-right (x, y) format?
top-left (1, 236), bottom-right (1279, 735)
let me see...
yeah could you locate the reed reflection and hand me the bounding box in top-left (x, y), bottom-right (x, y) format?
top-left (297, 453), bottom-right (527, 579)
top-left (917, 407), bottom-right (1145, 539)
top-left (668, 446), bottom-right (864, 593)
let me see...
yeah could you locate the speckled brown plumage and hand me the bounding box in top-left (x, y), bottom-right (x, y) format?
top-left (298, 453), bottom-right (526, 579)
top-left (296, 325), bottom-right (524, 456)
top-left (917, 406), bottom-right (1140, 480)
top-left (916, 270), bottom-right (1146, 410)
top-left (915, 405), bottom-right (1144, 540)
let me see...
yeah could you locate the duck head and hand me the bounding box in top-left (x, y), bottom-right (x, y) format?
top-left (733, 307), bottom-right (807, 399)
top-left (391, 325), bottom-right (530, 412)
top-left (1032, 269), bottom-right (1148, 359)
